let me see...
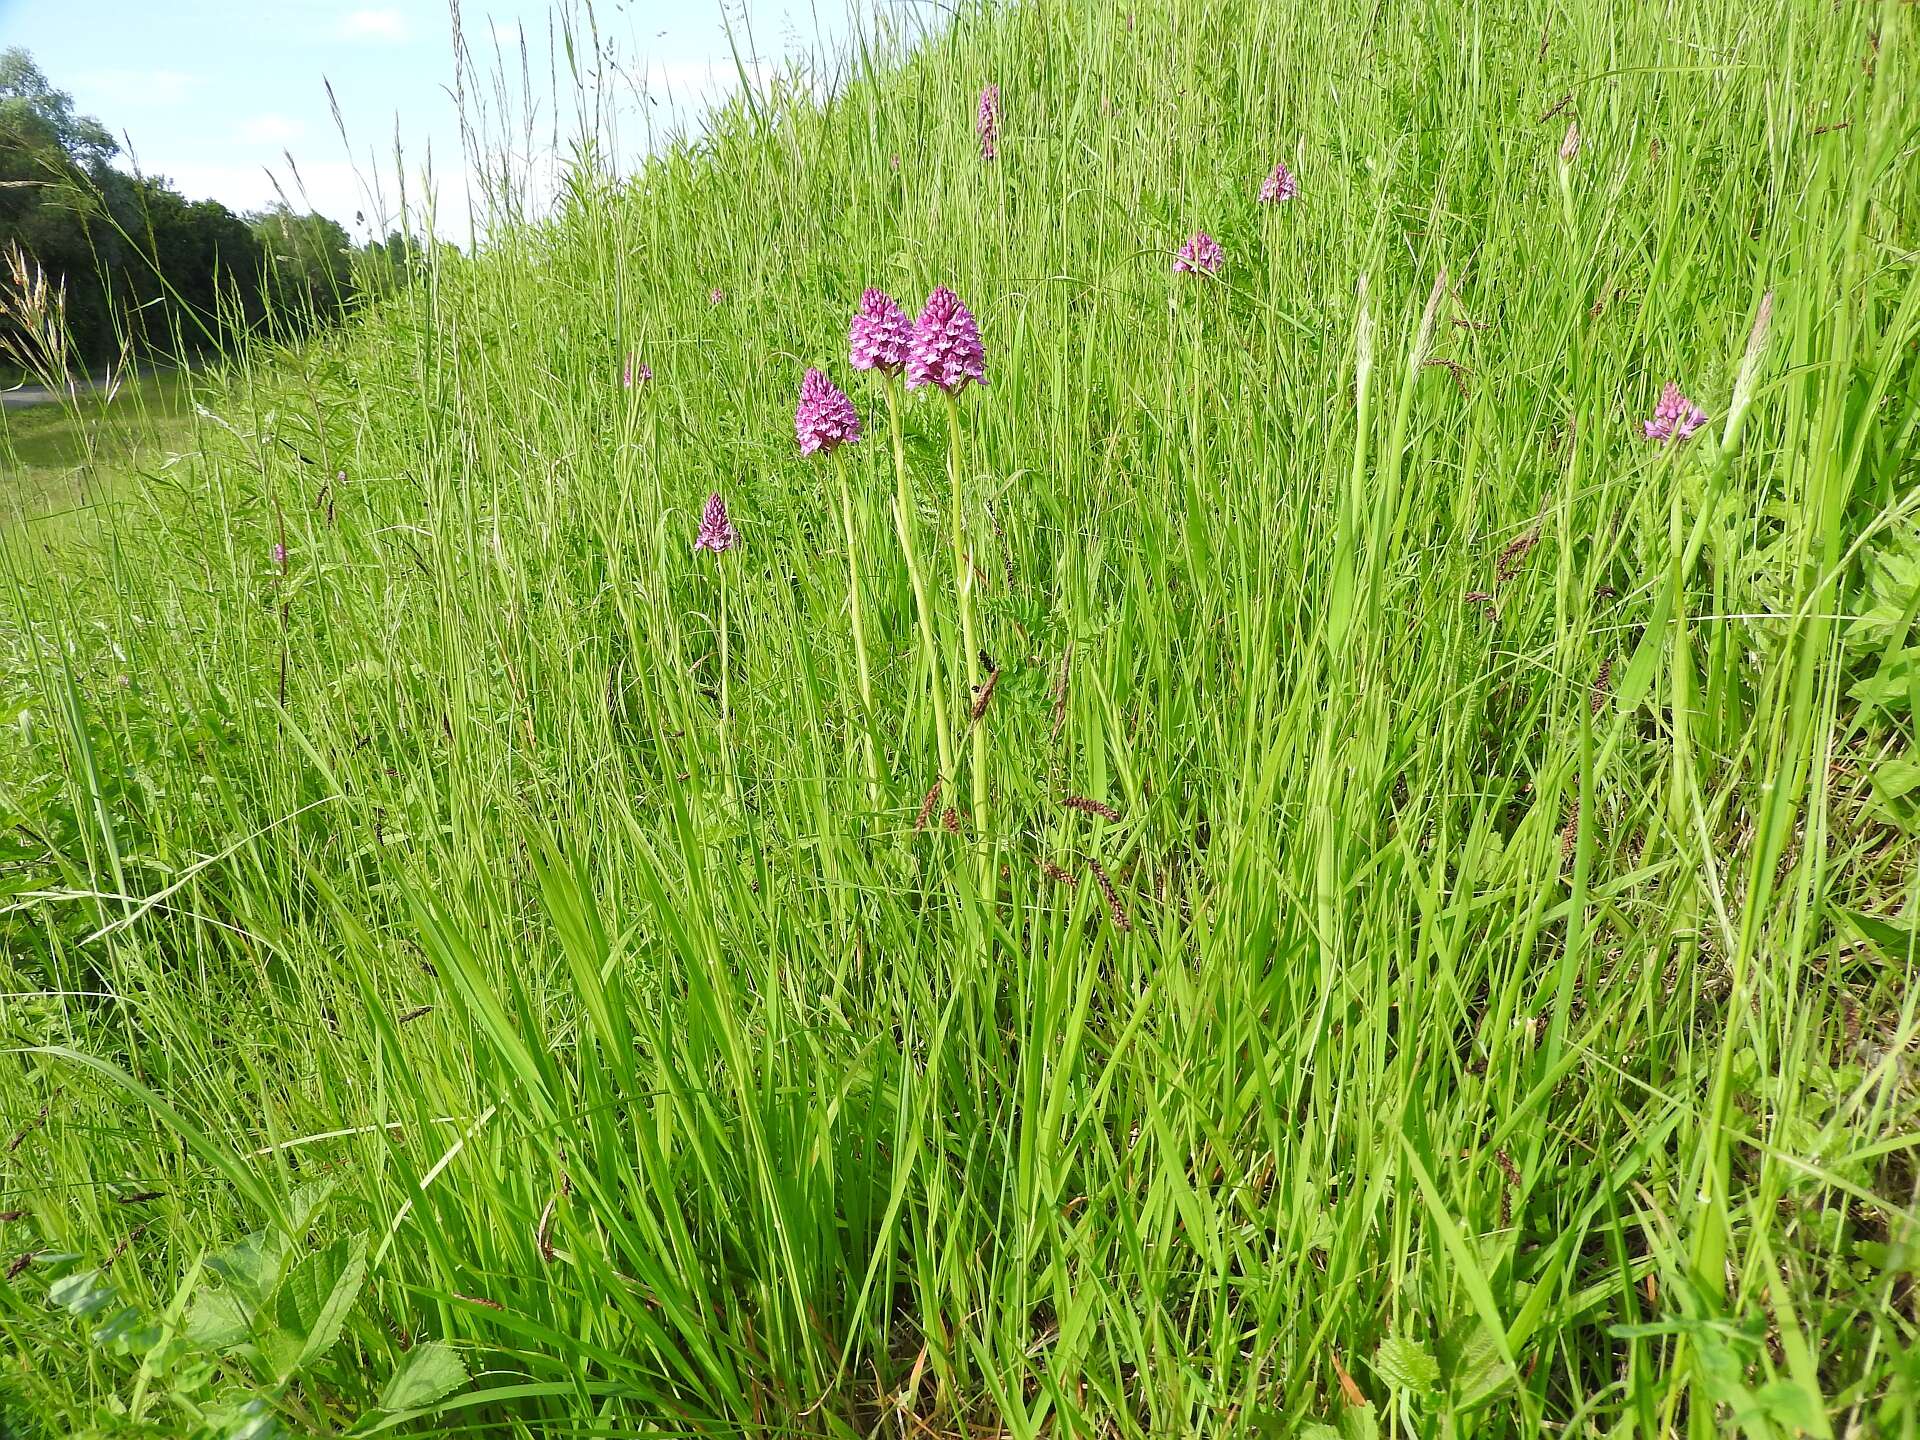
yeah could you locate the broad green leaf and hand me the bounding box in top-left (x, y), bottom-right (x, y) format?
top-left (1753, 1379), bottom-right (1827, 1436)
top-left (206, 1229), bottom-right (290, 1304)
top-left (1835, 906), bottom-right (1920, 961)
top-left (187, 1288), bottom-right (253, 1349)
top-left (1373, 1335), bottom-right (1440, 1393)
top-left (49, 1268), bottom-right (118, 1318)
top-left (1338, 1401), bottom-right (1381, 1440)
top-left (286, 1178), bottom-right (339, 1237)
top-left (1449, 1319), bottom-right (1517, 1407)
top-left (377, 1340), bottom-right (469, 1413)
top-left (269, 1232), bottom-right (368, 1377)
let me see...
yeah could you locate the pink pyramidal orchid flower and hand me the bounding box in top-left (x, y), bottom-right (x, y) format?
top-left (850, 289), bottom-right (912, 375)
top-left (1260, 160), bottom-right (1297, 203)
top-left (795, 368), bottom-right (862, 456)
top-left (906, 287), bottom-right (987, 393)
top-left (694, 493), bottom-right (737, 554)
top-left (977, 84), bottom-right (1001, 160)
top-left (1643, 382), bottom-right (1707, 442)
top-left (1174, 231), bottom-right (1223, 275)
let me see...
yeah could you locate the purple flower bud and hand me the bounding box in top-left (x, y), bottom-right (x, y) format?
top-left (1643, 382), bottom-right (1707, 442)
top-left (795, 368), bottom-right (862, 456)
top-left (271, 542), bottom-right (287, 568)
top-left (977, 83), bottom-right (1000, 160)
top-left (1174, 231), bottom-right (1223, 275)
top-left (709, 287), bottom-right (726, 305)
top-left (850, 289), bottom-right (912, 375)
top-left (624, 353), bottom-right (651, 388)
top-left (694, 492), bottom-right (737, 554)
top-left (906, 286), bottom-right (987, 393)
top-left (1259, 160), bottom-right (1297, 203)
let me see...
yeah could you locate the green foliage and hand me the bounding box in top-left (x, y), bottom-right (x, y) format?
top-left (0, 47), bottom-right (417, 380)
top-left (3, 0), bottom-right (1919, 1435)
top-left (17, 1185), bottom-right (465, 1438)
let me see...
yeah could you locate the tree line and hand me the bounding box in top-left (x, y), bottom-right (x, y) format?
top-left (0, 47), bottom-right (443, 381)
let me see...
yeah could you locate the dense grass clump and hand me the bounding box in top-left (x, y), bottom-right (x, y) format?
top-left (4, 0), bottom-right (1920, 1434)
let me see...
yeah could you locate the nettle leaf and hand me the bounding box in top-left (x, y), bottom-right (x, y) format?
top-left (377, 1340), bottom-right (469, 1414)
top-left (287, 1178), bottom-right (339, 1237)
top-left (1338, 1400), bottom-right (1381, 1440)
top-left (186, 1287), bottom-right (253, 1349)
top-left (206, 1229), bottom-right (291, 1304)
top-left (267, 1232), bottom-right (368, 1378)
top-left (1373, 1335), bottom-right (1440, 1393)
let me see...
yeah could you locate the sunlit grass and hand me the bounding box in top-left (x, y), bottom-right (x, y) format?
top-left (2, 0), bottom-right (1918, 1435)
top-left (1, 368), bottom-right (196, 521)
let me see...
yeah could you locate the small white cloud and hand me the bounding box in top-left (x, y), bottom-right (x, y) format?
top-left (339, 8), bottom-right (409, 43)
top-left (240, 113), bottom-right (306, 145)
top-left (78, 69), bottom-right (198, 107)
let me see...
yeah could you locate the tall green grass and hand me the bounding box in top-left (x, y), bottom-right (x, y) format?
top-left (4, 0), bottom-right (1919, 1434)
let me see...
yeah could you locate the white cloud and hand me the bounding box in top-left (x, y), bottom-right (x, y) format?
top-left (240, 114), bottom-right (306, 145)
top-left (162, 157), bottom-right (471, 242)
top-left (77, 69), bottom-right (198, 108)
top-left (338, 8), bottom-right (409, 43)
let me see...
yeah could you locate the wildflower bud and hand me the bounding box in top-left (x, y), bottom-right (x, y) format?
top-left (977, 84), bottom-right (1001, 160)
top-left (1259, 160), bottom-right (1297, 203)
top-left (1643, 382), bottom-right (1708, 442)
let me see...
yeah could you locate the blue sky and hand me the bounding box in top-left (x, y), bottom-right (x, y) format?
top-left (0, 0), bottom-right (851, 242)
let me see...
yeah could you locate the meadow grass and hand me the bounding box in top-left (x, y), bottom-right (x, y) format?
top-left (3, 0), bottom-right (1920, 1434)
top-left (0, 368), bottom-right (196, 524)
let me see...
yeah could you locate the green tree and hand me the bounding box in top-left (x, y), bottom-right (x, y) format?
top-left (1, 48), bottom-right (363, 375)
top-left (0, 47), bottom-right (116, 174)
top-left (250, 205), bottom-right (353, 327)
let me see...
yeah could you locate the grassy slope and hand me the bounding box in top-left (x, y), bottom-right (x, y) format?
top-left (3, 0), bottom-right (1919, 1433)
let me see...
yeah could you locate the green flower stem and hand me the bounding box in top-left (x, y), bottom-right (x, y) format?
top-left (717, 558), bottom-right (735, 804)
top-left (944, 389), bottom-right (989, 888)
top-left (835, 449), bottom-right (884, 808)
top-left (884, 372), bottom-right (956, 792)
